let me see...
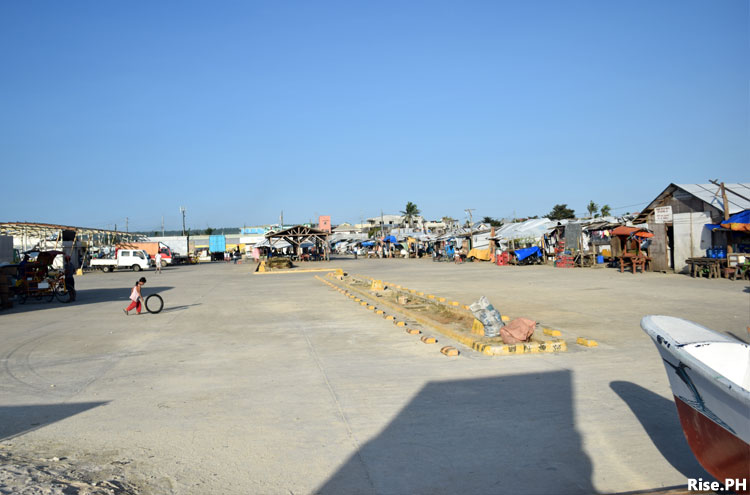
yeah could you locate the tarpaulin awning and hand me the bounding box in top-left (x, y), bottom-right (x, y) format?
top-left (383, 235), bottom-right (397, 243)
top-left (611, 226), bottom-right (654, 238)
top-left (467, 248), bottom-right (491, 261)
top-left (720, 209), bottom-right (750, 232)
top-left (515, 246), bottom-right (541, 261)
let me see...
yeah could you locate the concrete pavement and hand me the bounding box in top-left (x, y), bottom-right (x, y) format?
top-left (2, 258), bottom-right (746, 494)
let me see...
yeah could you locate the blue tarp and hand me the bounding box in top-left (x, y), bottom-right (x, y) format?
top-left (515, 246), bottom-right (541, 261)
top-left (362, 241), bottom-right (375, 247)
top-left (383, 235), bottom-right (397, 243)
top-left (722, 209), bottom-right (750, 227)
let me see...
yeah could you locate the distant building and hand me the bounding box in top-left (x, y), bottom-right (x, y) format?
top-left (318, 215), bottom-right (331, 233)
top-left (635, 182), bottom-right (750, 273)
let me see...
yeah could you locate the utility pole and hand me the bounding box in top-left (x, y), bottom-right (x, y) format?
top-left (126, 217), bottom-right (129, 233)
top-left (381, 209), bottom-right (385, 238)
top-left (710, 179), bottom-right (732, 254)
top-left (280, 210), bottom-right (284, 228)
top-left (180, 207), bottom-right (186, 236)
top-left (161, 216), bottom-right (165, 236)
top-left (465, 208), bottom-right (475, 250)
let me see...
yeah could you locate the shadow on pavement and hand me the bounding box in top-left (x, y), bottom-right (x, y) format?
top-left (0, 287), bottom-right (174, 315)
top-left (317, 370), bottom-right (594, 495)
top-left (0, 402), bottom-right (109, 441)
top-left (610, 381), bottom-right (710, 480)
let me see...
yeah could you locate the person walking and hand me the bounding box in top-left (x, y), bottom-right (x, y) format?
top-left (124, 277), bottom-right (147, 315)
top-left (155, 252), bottom-right (162, 274)
top-left (63, 255), bottom-right (76, 302)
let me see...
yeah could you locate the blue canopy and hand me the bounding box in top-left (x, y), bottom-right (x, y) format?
top-left (383, 235), bottom-right (397, 243)
top-left (515, 246), bottom-right (541, 261)
top-left (362, 241), bottom-right (375, 247)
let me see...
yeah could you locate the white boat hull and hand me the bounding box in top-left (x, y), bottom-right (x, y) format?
top-left (641, 316), bottom-right (750, 486)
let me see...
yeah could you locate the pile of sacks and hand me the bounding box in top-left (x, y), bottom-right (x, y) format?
top-left (469, 296), bottom-right (535, 344)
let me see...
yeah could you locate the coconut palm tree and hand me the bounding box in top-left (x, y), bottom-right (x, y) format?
top-left (401, 202), bottom-right (421, 229)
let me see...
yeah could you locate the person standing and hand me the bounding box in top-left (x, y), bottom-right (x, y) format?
top-left (124, 277), bottom-right (146, 315)
top-left (64, 255), bottom-right (76, 302)
top-left (155, 252), bottom-right (162, 274)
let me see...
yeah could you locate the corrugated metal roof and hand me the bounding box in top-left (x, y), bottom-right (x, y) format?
top-left (674, 183), bottom-right (750, 214)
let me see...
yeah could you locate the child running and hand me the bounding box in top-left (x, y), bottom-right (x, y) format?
top-left (124, 277), bottom-right (147, 315)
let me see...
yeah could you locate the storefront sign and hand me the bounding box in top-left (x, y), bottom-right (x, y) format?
top-left (654, 206), bottom-right (673, 223)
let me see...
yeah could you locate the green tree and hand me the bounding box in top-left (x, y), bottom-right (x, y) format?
top-left (481, 216), bottom-right (503, 227)
top-left (600, 204), bottom-right (612, 217)
top-left (205, 227), bottom-right (215, 235)
top-left (546, 204), bottom-right (576, 220)
top-left (586, 201), bottom-right (599, 218)
top-left (400, 202), bottom-right (421, 229)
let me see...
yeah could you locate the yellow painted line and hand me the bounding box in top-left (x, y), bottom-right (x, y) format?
top-left (255, 267), bottom-right (340, 275)
top-left (543, 328), bottom-right (562, 337)
top-left (576, 337), bottom-right (598, 347)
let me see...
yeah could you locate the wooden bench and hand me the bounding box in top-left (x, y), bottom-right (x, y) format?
top-left (619, 254), bottom-right (651, 274)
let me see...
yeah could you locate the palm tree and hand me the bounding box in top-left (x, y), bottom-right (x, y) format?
top-left (600, 204), bottom-right (612, 217)
top-left (401, 202), bottom-right (421, 229)
top-left (586, 201), bottom-right (599, 218)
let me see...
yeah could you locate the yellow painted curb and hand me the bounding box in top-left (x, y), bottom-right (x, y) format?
top-left (375, 310), bottom-right (384, 315)
top-left (543, 328), bottom-right (562, 337)
top-left (576, 338), bottom-right (598, 347)
top-left (368, 305), bottom-right (375, 310)
top-left (463, 305), bottom-right (471, 310)
top-left (396, 321), bottom-right (407, 327)
top-left (255, 267), bottom-right (340, 275)
top-left (437, 297), bottom-right (446, 302)
top-left (472, 339), bottom-right (568, 356)
top-left (427, 294), bottom-right (435, 299)
top-left (501, 315), bottom-right (510, 322)
top-left (385, 315), bottom-right (395, 321)
top-left (405, 328), bottom-right (420, 335)
top-left (417, 292), bottom-right (424, 296)
top-left (421, 336), bottom-right (438, 344)
top-left (450, 301), bottom-right (460, 306)
top-left (471, 319), bottom-right (485, 336)
top-left (441, 346), bottom-right (459, 356)
top-left (360, 302), bottom-right (368, 306)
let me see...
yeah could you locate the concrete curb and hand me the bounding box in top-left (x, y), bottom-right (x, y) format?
top-left (326, 276), bottom-right (566, 357)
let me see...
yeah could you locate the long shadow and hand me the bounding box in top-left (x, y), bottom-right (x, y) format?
top-left (159, 303), bottom-right (201, 314)
top-left (1, 287), bottom-right (173, 315)
top-left (0, 402), bottom-right (109, 441)
top-left (317, 370), bottom-right (594, 495)
top-left (610, 381), bottom-right (710, 480)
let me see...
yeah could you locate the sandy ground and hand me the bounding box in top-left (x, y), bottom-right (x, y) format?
top-left (1, 258), bottom-right (747, 494)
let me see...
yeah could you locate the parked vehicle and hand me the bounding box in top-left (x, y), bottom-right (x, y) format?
top-left (147, 236), bottom-right (191, 264)
top-left (90, 249), bottom-right (150, 272)
top-left (117, 242), bottom-right (174, 266)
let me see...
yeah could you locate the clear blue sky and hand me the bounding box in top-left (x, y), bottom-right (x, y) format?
top-left (1, 1), bottom-right (747, 232)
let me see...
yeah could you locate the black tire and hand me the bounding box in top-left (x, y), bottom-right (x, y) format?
top-left (103, 266), bottom-right (112, 273)
top-left (145, 294), bottom-right (163, 314)
top-left (55, 285), bottom-right (71, 303)
top-left (161, 260), bottom-right (167, 268)
top-left (132, 264), bottom-right (141, 272)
